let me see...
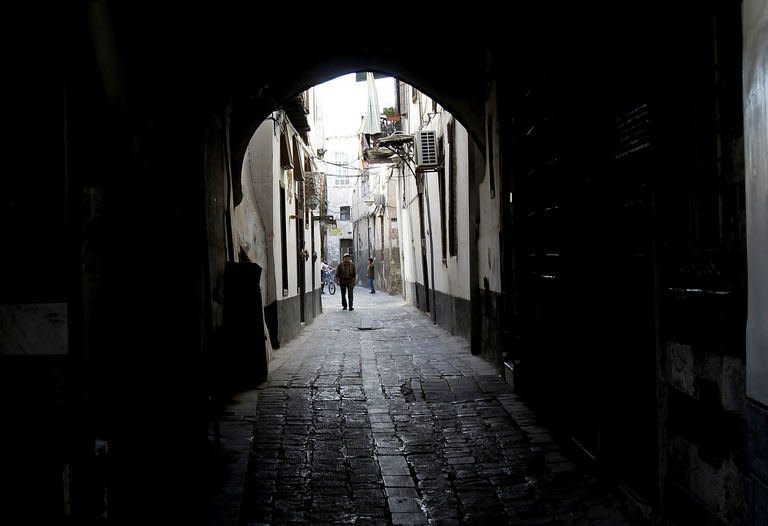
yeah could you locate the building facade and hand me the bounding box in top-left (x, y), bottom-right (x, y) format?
top-left (235, 107), bottom-right (323, 349)
top-left (323, 135), bottom-right (358, 268)
top-left (350, 159), bottom-right (403, 295)
top-left (394, 82), bottom-right (490, 346)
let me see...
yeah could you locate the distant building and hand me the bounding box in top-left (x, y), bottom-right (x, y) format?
top-left (323, 135), bottom-right (358, 267)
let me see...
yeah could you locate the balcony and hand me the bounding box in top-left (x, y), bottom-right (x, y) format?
top-left (380, 114), bottom-right (401, 137)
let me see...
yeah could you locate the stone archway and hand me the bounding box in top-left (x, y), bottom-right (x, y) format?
top-left (3, 3), bottom-right (764, 524)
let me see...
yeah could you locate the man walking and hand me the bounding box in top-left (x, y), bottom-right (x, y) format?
top-left (367, 257), bottom-right (375, 294)
top-left (335, 253), bottom-right (356, 311)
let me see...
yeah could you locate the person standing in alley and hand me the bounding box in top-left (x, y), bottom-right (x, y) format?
top-left (336, 253), bottom-right (356, 310)
top-left (367, 257), bottom-right (376, 294)
top-left (320, 260), bottom-right (332, 294)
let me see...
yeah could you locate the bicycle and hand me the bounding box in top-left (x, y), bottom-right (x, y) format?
top-left (322, 271), bottom-right (336, 295)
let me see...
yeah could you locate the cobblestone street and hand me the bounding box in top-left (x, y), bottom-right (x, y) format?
top-left (218, 289), bottom-right (636, 525)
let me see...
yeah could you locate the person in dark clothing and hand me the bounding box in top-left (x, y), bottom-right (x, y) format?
top-left (367, 257), bottom-right (375, 293)
top-left (335, 253), bottom-right (356, 310)
top-left (320, 261), bottom-right (332, 294)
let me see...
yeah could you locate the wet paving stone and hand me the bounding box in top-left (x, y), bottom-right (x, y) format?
top-left (234, 290), bottom-right (639, 525)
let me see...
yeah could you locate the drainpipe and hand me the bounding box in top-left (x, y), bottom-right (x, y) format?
top-left (415, 175), bottom-right (431, 314)
top-left (423, 172), bottom-right (437, 325)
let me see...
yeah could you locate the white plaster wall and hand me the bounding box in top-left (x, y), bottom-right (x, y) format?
top-left (326, 204), bottom-right (354, 266)
top-left (303, 85), bottom-right (323, 292)
top-left (421, 112), bottom-right (472, 301)
top-left (309, 217), bottom-right (321, 290)
top-left (386, 175), bottom-right (401, 255)
top-left (398, 88), bottom-right (438, 294)
top-left (398, 90), bottom-right (473, 303)
top-left (237, 109), bottom-right (322, 321)
top-left (398, 157), bottom-right (423, 288)
top-left (235, 120), bottom-right (275, 303)
top-left (421, 108), bottom-right (444, 294)
top-left (744, 0), bottom-right (768, 404)
top-left (477, 82), bottom-right (502, 294)
top-left (451, 123), bottom-right (471, 300)
top-left (277, 164), bottom-right (299, 300)
top-left (395, 166), bottom-right (414, 293)
top-left (324, 136), bottom-right (358, 266)
top-left (396, 88), bottom-right (415, 294)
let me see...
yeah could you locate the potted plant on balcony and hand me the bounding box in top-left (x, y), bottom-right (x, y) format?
top-left (382, 106), bottom-right (400, 122)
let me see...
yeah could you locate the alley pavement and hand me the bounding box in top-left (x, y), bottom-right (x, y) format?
top-left (211, 287), bottom-right (637, 525)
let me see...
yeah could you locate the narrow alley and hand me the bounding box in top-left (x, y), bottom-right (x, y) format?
top-left (5, 5), bottom-right (767, 525)
top-left (210, 290), bottom-right (636, 525)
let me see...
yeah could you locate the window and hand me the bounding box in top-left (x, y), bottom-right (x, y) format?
top-left (334, 175), bottom-right (351, 187)
top-left (333, 151), bottom-right (352, 187)
top-left (339, 206), bottom-right (350, 221)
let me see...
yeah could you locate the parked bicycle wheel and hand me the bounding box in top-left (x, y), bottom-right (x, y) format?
top-left (327, 281), bottom-right (336, 295)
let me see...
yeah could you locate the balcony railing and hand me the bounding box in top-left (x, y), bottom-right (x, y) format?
top-left (380, 115), bottom-right (401, 137)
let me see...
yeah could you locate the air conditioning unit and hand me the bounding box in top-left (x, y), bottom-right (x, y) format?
top-left (414, 130), bottom-right (439, 169)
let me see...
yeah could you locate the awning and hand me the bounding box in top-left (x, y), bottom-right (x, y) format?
top-left (360, 72), bottom-right (381, 136)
